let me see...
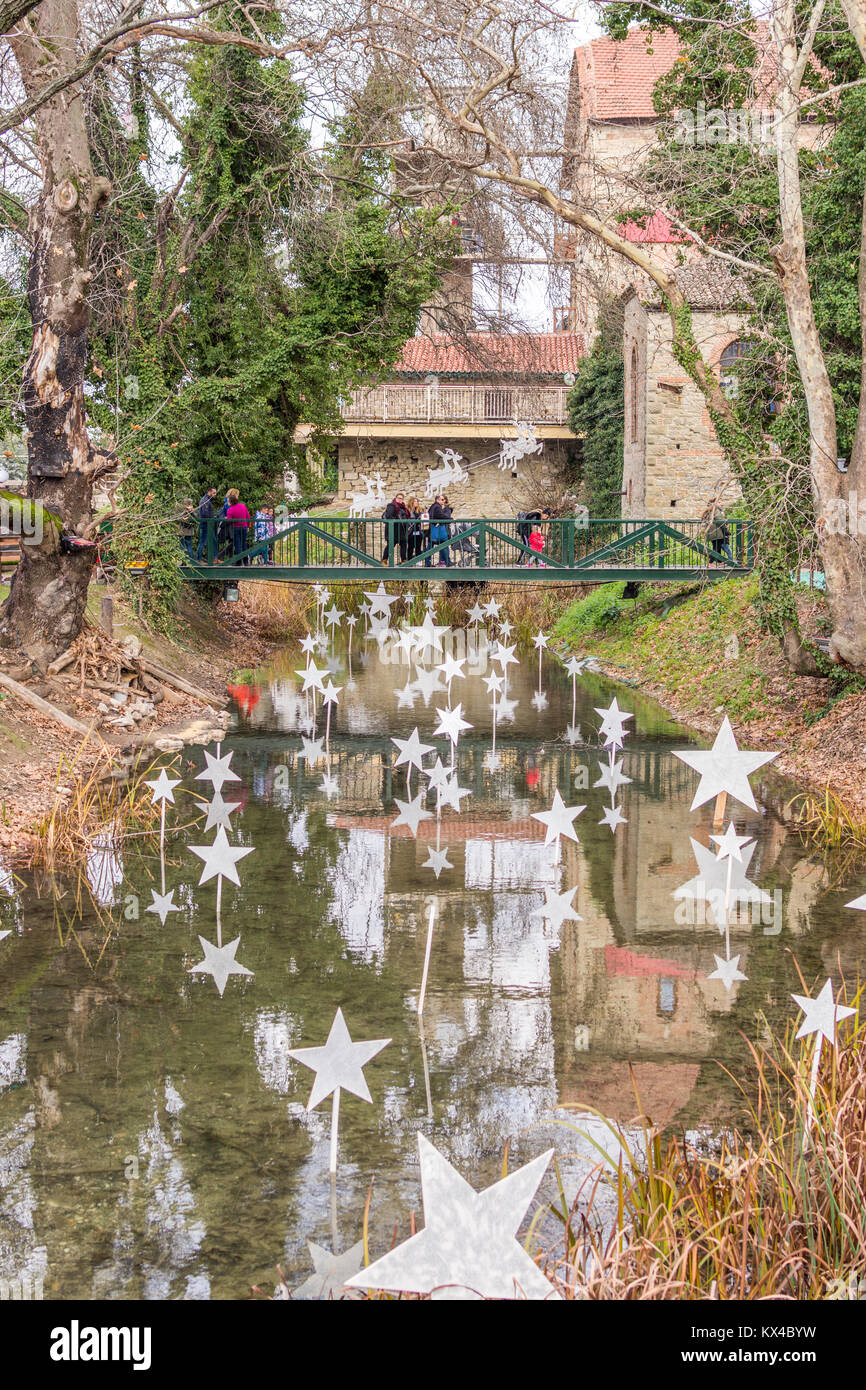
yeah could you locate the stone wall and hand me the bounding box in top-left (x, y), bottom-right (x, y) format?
top-left (337, 436), bottom-right (576, 516)
top-left (622, 294), bottom-right (742, 520)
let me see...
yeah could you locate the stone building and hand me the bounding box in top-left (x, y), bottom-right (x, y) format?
top-left (560, 24), bottom-right (826, 519)
top-left (622, 264), bottom-right (750, 518)
top-left (337, 330), bottom-right (584, 515)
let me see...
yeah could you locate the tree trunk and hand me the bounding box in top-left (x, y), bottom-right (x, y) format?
top-left (0, 0), bottom-right (114, 666)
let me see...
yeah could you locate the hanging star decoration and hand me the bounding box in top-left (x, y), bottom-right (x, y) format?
top-left (533, 631), bottom-right (549, 651)
top-left (845, 891), bottom-right (866, 911)
top-left (425, 757), bottom-right (452, 796)
top-left (673, 716), bottom-right (778, 812)
top-left (287, 1007), bottom-right (390, 1110)
top-left (530, 886), bottom-right (582, 930)
top-left (188, 935), bottom-right (253, 996)
top-left (434, 703), bottom-right (473, 744)
top-left (195, 749), bottom-right (241, 795)
top-left (599, 803), bottom-right (628, 832)
top-left (299, 736), bottom-right (327, 765)
top-left (144, 768), bottom-right (180, 805)
top-left (492, 642), bottom-right (519, 673)
top-left (321, 679), bottom-right (342, 707)
top-left (498, 618), bottom-right (514, 642)
top-left (482, 598), bottom-right (502, 620)
top-left (422, 846), bottom-right (453, 878)
top-left (296, 661), bottom-right (326, 695)
top-left (467, 602), bottom-right (486, 626)
top-left (0, 930), bottom-right (10, 944)
top-left (345, 1134), bottom-right (558, 1301)
top-left (483, 671), bottom-right (504, 697)
top-left (708, 953), bottom-right (747, 992)
top-left (200, 788), bottom-right (242, 833)
top-left (392, 728), bottom-right (436, 774)
top-left (146, 889), bottom-right (181, 926)
top-left (673, 837), bottom-right (770, 927)
top-left (412, 615), bottom-right (449, 657)
top-left (324, 604), bottom-right (344, 629)
top-left (392, 792), bottom-right (434, 835)
top-left (531, 790), bottom-right (585, 848)
top-left (412, 664), bottom-right (444, 702)
top-left (791, 979), bottom-right (856, 1050)
top-left (437, 776), bottom-right (471, 813)
top-left (300, 633), bottom-right (318, 656)
top-left (291, 1242), bottom-right (365, 1301)
top-left (364, 582), bottom-right (399, 617)
top-left (437, 653), bottom-right (467, 687)
top-left (189, 825), bottom-right (254, 887)
top-left (593, 758), bottom-right (632, 797)
top-left (595, 697), bottom-right (633, 752)
top-left (563, 656), bottom-right (588, 679)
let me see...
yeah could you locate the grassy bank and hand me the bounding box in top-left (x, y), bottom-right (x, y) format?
top-left (551, 576), bottom-right (866, 820)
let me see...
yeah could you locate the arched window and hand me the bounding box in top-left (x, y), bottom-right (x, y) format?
top-left (630, 345), bottom-right (639, 442)
top-left (719, 339), bottom-right (752, 401)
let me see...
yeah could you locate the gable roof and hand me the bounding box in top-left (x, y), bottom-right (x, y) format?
top-left (392, 331), bottom-right (585, 379)
top-left (573, 27), bottom-right (682, 122)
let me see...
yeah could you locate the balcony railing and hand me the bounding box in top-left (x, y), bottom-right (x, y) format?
top-left (341, 383), bottom-right (571, 425)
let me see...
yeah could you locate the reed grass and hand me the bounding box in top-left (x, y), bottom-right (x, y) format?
top-left (28, 742), bottom-right (178, 870)
top-left (548, 979), bottom-right (866, 1299)
top-left (787, 787), bottom-right (866, 857)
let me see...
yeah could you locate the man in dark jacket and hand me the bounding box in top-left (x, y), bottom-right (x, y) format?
top-left (195, 487), bottom-right (218, 562)
top-left (382, 493), bottom-right (411, 563)
top-left (428, 495), bottom-right (453, 567)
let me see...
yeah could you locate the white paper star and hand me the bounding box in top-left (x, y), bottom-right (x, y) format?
top-left (483, 671), bottom-right (504, 696)
top-left (438, 776), bottom-right (470, 813)
top-left (595, 697), bottom-right (633, 750)
top-left (396, 628), bottom-right (418, 660)
top-left (195, 749), bottom-right (241, 794)
top-left (434, 703), bottom-right (473, 744)
top-left (364, 582), bottom-right (399, 617)
top-left (146, 889), bottom-right (180, 925)
top-left (530, 886), bottom-right (582, 929)
top-left (673, 716), bottom-right (778, 812)
top-left (413, 665), bottom-right (445, 702)
top-left (425, 757), bottom-right (451, 793)
top-left (189, 825), bottom-right (254, 887)
top-left (845, 892), bottom-right (866, 911)
top-left (299, 736), bottom-right (327, 765)
top-left (188, 935), bottom-right (253, 996)
top-left (422, 845), bottom-right (453, 878)
top-left (495, 694), bottom-right (519, 723)
top-left (395, 681), bottom-right (418, 710)
top-left (295, 661), bottom-right (326, 694)
top-left (533, 631), bottom-right (549, 651)
top-left (324, 604), bottom-right (344, 628)
top-left (437, 653), bottom-right (466, 686)
top-left (482, 598), bottom-right (502, 620)
top-left (392, 793), bottom-right (434, 835)
top-left (345, 1134), bottom-right (558, 1301)
top-left (200, 788), bottom-right (242, 833)
top-left (708, 953), bottom-right (747, 992)
top-left (498, 619), bottom-right (514, 641)
top-left (531, 790), bottom-right (585, 847)
top-left (467, 602), bottom-right (485, 625)
top-left (368, 613), bottom-right (391, 641)
top-left (292, 1241), bottom-right (365, 1301)
top-left (593, 759), bottom-right (632, 796)
top-left (0, 930), bottom-right (10, 944)
top-left (412, 616), bottom-right (449, 656)
top-left (300, 633), bottom-right (318, 656)
top-left (321, 680), bottom-right (342, 706)
top-left (392, 728), bottom-right (436, 773)
top-left (564, 656), bottom-right (587, 679)
top-left (492, 642), bottom-right (518, 672)
top-left (710, 822), bottom-right (753, 862)
top-left (674, 837), bottom-right (771, 925)
top-left (144, 769), bottom-right (180, 805)
top-left (599, 803), bottom-right (628, 832)
top-left (791, 979), bottom-right (855, 1047)
top-left (287, 1007), bottom-right (390, 1110)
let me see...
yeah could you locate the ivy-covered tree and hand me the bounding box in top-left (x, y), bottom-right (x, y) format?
top-left (566, 313), bottom-right (624, 516)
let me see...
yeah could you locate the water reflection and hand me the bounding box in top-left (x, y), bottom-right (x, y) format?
top-left (1, 629), bottom-right (865, 1298)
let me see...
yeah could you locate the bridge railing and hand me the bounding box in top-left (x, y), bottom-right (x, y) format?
top-left (190, 516), bottom-right (753, 575)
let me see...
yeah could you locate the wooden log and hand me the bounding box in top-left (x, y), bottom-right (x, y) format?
top-left (0, 671), bottom-right (100, 740)
top-left (47, 647), bottom-right (77, 675)
top-left (138, 656), bottom-right (224, 706)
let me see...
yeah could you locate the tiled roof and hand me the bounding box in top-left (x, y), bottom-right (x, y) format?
top-left (393, 332), bottom-right (585, 379)
top-left (574, 27), bottom-right (683, 121)
top-left (573, 21), bottom-right (795, 123)
top-left (643, 260), bottom-right (752, 310)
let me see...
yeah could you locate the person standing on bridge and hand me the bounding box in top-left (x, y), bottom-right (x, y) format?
top-left (429, 495), bottom-right (452, 567)
top-left (195, 486), bottom-right (218, 563)
top-left (705, 507), bottom-right (734, 563)
top-left (226, 489), bottom-right (251, 566)
top-left (382, 492), bottom-right (411, 563)
top-left (406, 496), bottom-right (425, 563)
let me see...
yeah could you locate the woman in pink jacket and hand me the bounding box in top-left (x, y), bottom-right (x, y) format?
top-left (225, 489), bottom-right (251, 566)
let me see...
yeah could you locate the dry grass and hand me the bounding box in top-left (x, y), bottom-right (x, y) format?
top-left (787, 787), bottom-right (866, 857)
top-left (547, 976), bottom-right (866, 1299)
top-left (28, 741), bottom-right (182, 871)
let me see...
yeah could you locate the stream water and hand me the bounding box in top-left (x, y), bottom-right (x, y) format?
top-left (1, 618), bottom-right (865, 1300)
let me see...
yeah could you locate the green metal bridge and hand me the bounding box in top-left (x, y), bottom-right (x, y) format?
top-left (182, 516), bottom-right (753, 585)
